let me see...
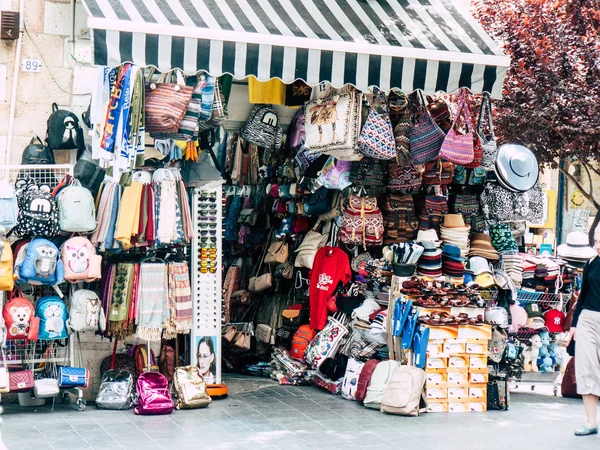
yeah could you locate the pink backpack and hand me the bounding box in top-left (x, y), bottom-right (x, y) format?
top-left (134, 372), bottom-right (174, 415)
top-left (62, 237), bottom-right (102, 283)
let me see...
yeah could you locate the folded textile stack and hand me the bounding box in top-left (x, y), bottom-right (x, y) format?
top-left (522, 256), bottom-right (562, 291)
top-left (502, 252), bottom-right (524, 288)
top-left (440, 214), bottom-right (471, 258)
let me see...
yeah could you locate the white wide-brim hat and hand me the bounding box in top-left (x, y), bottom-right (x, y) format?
top-left (495, 144), bottom-right (539, 192)
top-left (557, 231), bottom-right (597, 260)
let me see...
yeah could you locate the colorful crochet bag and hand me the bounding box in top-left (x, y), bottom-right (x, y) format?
top-left (439, 90), bottom-right (474, 166)
top-left (357, 88), bottom-right (396, 160)
top-left (408, 92), bottom-right (446, 165)
top-left (387, 162), bottom-right (422, 193)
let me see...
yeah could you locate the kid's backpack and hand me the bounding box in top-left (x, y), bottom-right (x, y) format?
top-left (173, 365), bottom-right (212, 409)
top-left (341, 358), bottom-right (365, 401)
top-left (290, 325), bottom-right (316, 361)
top-left (62, 237), bottom-right (102, 283)
top-left (355, 359), bottom-right (380, 402)
top-left (14, 183), bottom-right (59, 238)
top-left (66, 289), bottom-right (106, 333)
top-left (0, 239), bottom-right (14, 292)
top-left (15, 238), bottom-right (64, 286)
top-left (381, 366), bottom-right (427, 416)
top-left (46, 103), bottom-right (83, 150)
top-left (363, 360), bottom-right (400, 410)
top-left (57, 182), bottom-right (96, 233)
top-left (3, 295), bottom-right (39, 340)
top-left (240, 104), bottom-right (283, 150)
top-left (96, 369), bottom-right (134, 410)
top-left (35, 295), bottom-right (68, 340)
top-left (133, 371), bottom-right (174, 415)
top-left (0, 180), bottom-right (18, 231)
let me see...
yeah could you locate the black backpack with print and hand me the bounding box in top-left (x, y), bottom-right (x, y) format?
top-left (46, 103), bottom-right (84, 151)
top-left (14, 181), bottom-right (59, 238)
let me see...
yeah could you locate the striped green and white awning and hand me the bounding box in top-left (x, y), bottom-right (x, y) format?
top-left (81, 0), bottom-right (509, 97)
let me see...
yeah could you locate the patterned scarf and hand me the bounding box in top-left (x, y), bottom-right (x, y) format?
top-left (108, 263), bottom-right (135, 339)
top-left (163, 262), bottom-right (192, 338)
top-left (136, 263), bottom-right (168, 341)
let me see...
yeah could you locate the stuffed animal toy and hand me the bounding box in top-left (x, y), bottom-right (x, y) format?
top-left (539, 355), bottom-right (554, 372)
top-left (522, 334), bottom-right (542, 372)
top-left (538, 331), bottom-right (551, 360)
top-left (550, 344), bottom-right (567, 373)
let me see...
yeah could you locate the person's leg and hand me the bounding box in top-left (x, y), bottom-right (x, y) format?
top-left (583, 394), bottom-right (599, 428)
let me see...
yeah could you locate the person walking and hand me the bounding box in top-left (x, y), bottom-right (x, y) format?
top-left (566, 233), bottom-right (600, 436)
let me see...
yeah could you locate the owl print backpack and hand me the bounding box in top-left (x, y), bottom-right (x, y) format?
top-left (35, 295), bottom-right (68, 340)
top-left (15, 238), bottom-right (64, 286)
top-left (62, 237), bottom-right (102, 283)
top-left (66, 289), bottom-right (106, 333)
top-left (13, 181), bottom-right (59, 238)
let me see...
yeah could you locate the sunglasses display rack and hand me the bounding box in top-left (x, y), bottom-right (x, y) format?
top-left (190, 185), bottom-right (228, 396)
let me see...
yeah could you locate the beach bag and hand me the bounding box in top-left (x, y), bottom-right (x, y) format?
top-left (357, 88), bottom-right (396, 160)
top-left (62, 237), bottom-right (102, 283)
top-left (439, 90), bottom-right (474, 165)
top-left (173, 366), bottom-right (212, 409)
top-left (134, 372), bottom-right (174, 415)
top-left (0, 180), bottom-right (18, 231)
top-left (96, 369), bottom-right (134, 410)
top-left (0, 239), bottom-right (14, 291)
top-left (381, 366), bottom-right (427, 416)
top-left (46, 103), bottom-right (83, 150)
top-left (66, 289), bottom-right (106, 333)
top-left (240, 104), bottom-right (283, 150)
top-left (57, 182), bottom-right (96, 233)
top-left (35, 295), bottom-right (68, 340)
top-left (355, 359), bottom-right (380, 402)
top-left (408, 92), bottom-right (445, 165)
top-left (145, 72), bottom-right (194, 135)
top-left (363, 360), bottom-right (401, 409)
top-left (478, 93), bottom-right (497, 171)
top-left (3, 295), bottom-right (39, 340)
top-left (340, 196), bottom-right (384, 248)
top-left (381, 194), bottom-right (418, 244)
top-left (14, 183), bottom-right (59, 238)
top-left (341, 358), bottom-right (365, 400)
top-left (304, 315), bottom-right (348, 369)
top-left (16, 238), bottom-right (64, 286)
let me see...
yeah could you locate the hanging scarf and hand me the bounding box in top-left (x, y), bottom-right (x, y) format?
top-left (109, 263), bottom-right (135, 339)
top-left (136, 263), bottom-right (168, 341)
top-left (129, 66), bottom-right (145, 168)
top-left (100, 264), bottom-right (116, 337)
top-left (114, 64), bottom-right (133, 171)
top-left (106, 184), bottom-right (122, 251)
top-left (100, 64), bottom-right (131, 155)
top-left (164, 262), bottom-right (193, 338)
top-left (92, 66), bottom-right (116, 162)
top-left (114, 181), bottom-right (143, 249)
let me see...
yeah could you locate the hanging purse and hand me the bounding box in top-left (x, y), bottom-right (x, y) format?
top-left (264, 241), bottom-right (289, 266)
top-left (388, 161), bottom-right (423, 193)
top-left (304, 187), bottom-right (332, 217)
top-left (408, 91), bottom-right (446, 165)
top-left (426, 95), bottom-right (452, 133)
top-left (424, 159), bottom-right (455, 185)
top-left (357, 88), bottom-right (396, 160)
top-left (295, 221), bottom-right (329, 270)
top-left (145, 71), bottom-right (195, 135)
top-left (439, 89), bottom-right (474, 166)
top-left (34, 378), bottom-right (60, 399)
top-left (248, 237), bottom-right (273, 293)
top-left (237, 208), bottom-right (258, 226)
top-left (478, 93), bottom-right (498, 171)
top-left (9, 370), bottom-right (34, 392)
top-left (58, 367), bottom-right (89, 388)
top-left (464, 133), bottom-right (483, 169)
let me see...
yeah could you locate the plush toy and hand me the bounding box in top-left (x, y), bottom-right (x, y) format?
top-left (522, 334), bottom-right (543, 372)
top-left (539, 355), bottom-right (554, 372)
top-left (538, 331), bottom-right (551, 358)
top-left (550, 344), bottom-right (567, 373)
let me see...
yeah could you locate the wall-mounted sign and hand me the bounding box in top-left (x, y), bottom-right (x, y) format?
top-left (21, 59), bottom-right (42, 72)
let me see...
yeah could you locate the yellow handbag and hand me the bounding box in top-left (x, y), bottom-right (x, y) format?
top-left (0, 239), bottom-right (14, 292)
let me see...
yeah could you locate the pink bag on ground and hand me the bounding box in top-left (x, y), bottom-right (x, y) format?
top-left (134, 372), bottom-right (174, 415)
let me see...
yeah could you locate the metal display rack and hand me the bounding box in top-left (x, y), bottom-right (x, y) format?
top-left (189, 185), bottom-right (227, 397)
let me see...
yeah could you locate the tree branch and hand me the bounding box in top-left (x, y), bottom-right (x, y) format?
top-left (582, 159), bottom-right (600, 179)
top-left (558, 165), bottom-right (600, 209)
top-left (581, 161), bottom-right (593, 192)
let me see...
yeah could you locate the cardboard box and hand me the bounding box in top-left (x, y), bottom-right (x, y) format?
top-left (427, 400), bottom-right (449, 413)
top-left (447, 369), bottom-right (469, 385)
top-left (466, 339), bottom-right (488, 355)
top-left (469, 367), bottom-right (489, 374)
top-left (448, 398), bottom-right (470, 413)
top-left (427, 325), bottom-right (459, 340)
top-left (469, 384), bottom-right (487, 399)
top-left (448, 354), bottom-right (470, 369)
top-left (426, 384), bottom-right (448, 399)
top-left (448, 386), bottom-right (469, 399)
top-left (427, 340), bottom-right (445, 356)
top-left (426, 356), bottom-right (448, 369)
top-left (443, 339), bottom-right (467, 355)
top-left (426, 368), bottom-right (447, 384)
top-left (458, 324), bottom-right (492, 340)
top-left (469, 355), bottom-right (487, 369)
top-left (469, 371), bottom-right (489, 384)
top-left (469, 402), bottom-right (487, 412)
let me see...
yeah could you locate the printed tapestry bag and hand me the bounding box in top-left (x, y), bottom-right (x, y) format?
top-left (340, 196), bottom-right (385, 249)
top-left (424, 159), bottom-right (455, 185)
top-left (357, 88), bottom-right (396, 160)
top-left (439, 90), bottom-right (474, 166)
top-left (145, 72), bottom-right (194, 135)
top-left (304, 315), bottom-right (349, 369)
top-left (478, 92), bottom-right (498, 171)
top-left (464, 133), bottom-right (483, 169)
top-left (388, 89), bottom-right (411, 165)
top-left (387, 162), bottom-right (423, 193)
top-left (408, 91), bottom-right (446, 165)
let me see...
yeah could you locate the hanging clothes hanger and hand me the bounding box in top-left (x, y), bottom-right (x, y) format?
top-left (140, 251), bottom-right (165, 264)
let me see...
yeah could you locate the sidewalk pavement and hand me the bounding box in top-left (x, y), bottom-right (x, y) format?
top-left (0, 375), bottom-right (597, 449)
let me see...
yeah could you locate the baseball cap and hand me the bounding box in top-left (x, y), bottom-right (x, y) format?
top-left (525, 303), bottom-right (544, 318)
top-left (544, 309), bottom-right (565, 333)
top-left (527, 316), bottom-right (547, 330)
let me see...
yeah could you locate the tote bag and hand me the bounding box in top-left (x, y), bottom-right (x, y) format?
top-left (304, 315), bottom-right (349, 369)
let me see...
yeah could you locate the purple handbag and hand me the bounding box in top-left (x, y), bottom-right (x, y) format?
top-left (408, 92), bottom-right (446, 165)
top-left (439, 90), bottom-right (474, 165)
top-left (133, 372), bottom-right (174, 415)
